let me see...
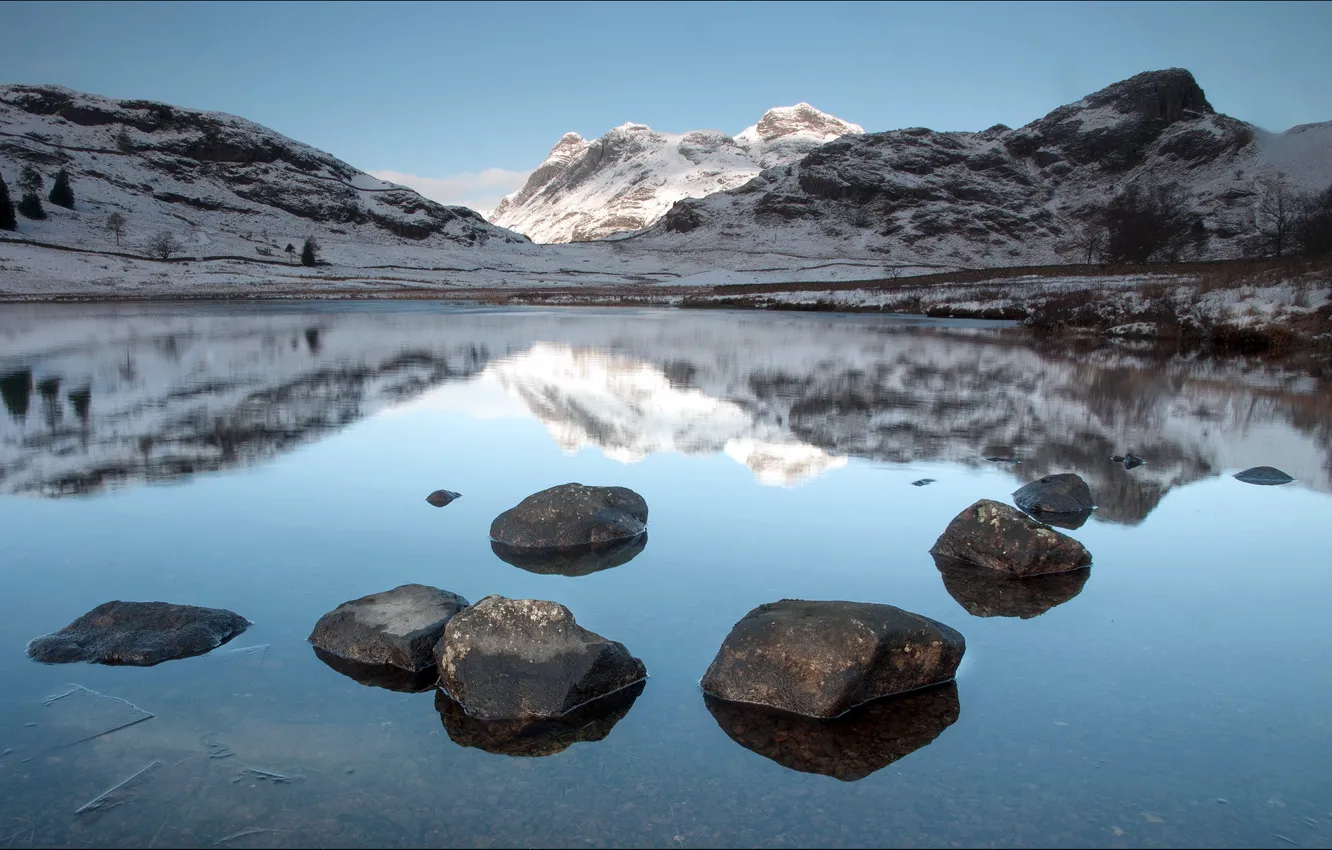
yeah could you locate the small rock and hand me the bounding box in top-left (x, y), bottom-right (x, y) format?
top-left (911, 479), bottom-right (937, 487)
top-left (309, 584), bottom-right (469, 672)
top-left (700, 599), bottom-right (965, 718)
top-left (934, 554), bottom-right (1090, 619)
top-left (27, 601), bottom-right (250, 666)
top-left (1112, 453), bottom-right (1145, 469)
top-left (1233, 466), bottom-right (1294, 486)
top-left (435, 679), bottom-right (644, 757)
top-left (930, 499), bottom-right (1092, 576)
top-left (436, 595), bottom-right (646, 720)
top-left (1013, 473), bottom-right (1095, 514)
top-left (490, 483), bottom-right (648, 549)
top-left (425, 489), bottom-right (462, 507)
top-left (491, 533), bottom-right (648, 577)
top-left (703, 681), bottom-right (960, 781)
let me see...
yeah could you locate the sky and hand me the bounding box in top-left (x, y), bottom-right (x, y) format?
top-left (3, 0), bottom-right (1331, 214)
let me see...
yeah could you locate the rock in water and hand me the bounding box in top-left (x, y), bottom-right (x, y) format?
top-left (1233, 466), bottom-right (1295, 486)
top-left (490, 534), bottom-right (648, 577)
top-left (308, 584), bottom-right (469, 672)
top-left (703, 681), bottom-right (960, 781)
top-left (930, 499), bottom-right (1092, 576)
top-left (435, 680), bottom-right (645, 757)
top-left (911, 478), bottom-right (937, 487)
top-left (425, 489), bottom-right (462, 507)
top-left (699, 600), bottom-right (965, 718)
top-left (1013, 473), bottom-right (1095, 514)
top-left (1112, 453), bottom-right (1146, 469)
top-left (27, 601), bottom-right (250, 666)
top-left (489, 483), bottom-right (648, 549)
top-left (436, 595), bottom-right (647, 720)
top-left (934, 554), bottom-right (1090, 619)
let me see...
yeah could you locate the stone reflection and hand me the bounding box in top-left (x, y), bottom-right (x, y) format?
top-left (1022, 508), bottom-right (1093, 530)
top-left (704, 681), bottom-right (960, 782)
top-left (435, 680), bottom-right (644, 757)
top-left (490, 533), bottom-right (648, 576)
top-left (311, 646), bottom-right (439, 693)
top-left (934, 554), bottom-right (1090, 619)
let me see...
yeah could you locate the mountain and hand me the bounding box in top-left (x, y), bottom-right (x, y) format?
top-left (488, 104), bottom-right (863, 243)
top-left (632, 69), bottom-right (1332, 266)
top-left (3, 305), bottom-right (1327, 526)
top-left (0, 84), bottom-right (527, 261)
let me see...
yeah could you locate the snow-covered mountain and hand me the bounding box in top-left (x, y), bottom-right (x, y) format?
top-left (0, 84), bottom-right (526, 262)
top-left (488, 104), bottom-right (863, 243)
top-left (632, 69), bottom-right (1332, 266)
top-left (2, 305), bottom-right (1327, 525)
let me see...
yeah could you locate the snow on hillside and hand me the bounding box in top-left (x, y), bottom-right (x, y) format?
top-left (488, 104), bottom-right (863, 243)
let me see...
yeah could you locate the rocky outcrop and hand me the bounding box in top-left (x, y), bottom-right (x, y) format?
top-left (435, 596), bottom-right (647, 720)
top-left (704, 681), bottom-right (960, 781)
top-left (700, 600), bottom-right (965, 718)
top-left (934, 555), bottom-right (1091, 619)
top-left (435, 680), bottom-right (644, 757)
top-left (1233, 466), bottom-right (1295, 485)
top-left (930, 499), bottom-right (1092, 576)
top-left (308, 584), bottom-right (469, 672)
top-left (490, 533), bottom-right (648, 577)
top-left (489, 483), bottom-right (648, 549)
top-left (27, 601), bottom-right (249, 666)
top-left (488, 104), bottom-right (862, 242)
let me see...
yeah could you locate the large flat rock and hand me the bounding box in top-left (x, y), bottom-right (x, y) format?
top-left (700, 599), bottom-right (965, 719)
top-left (308, 583), bottom-right (469, 672)
top-left (27, 601), bottom-right (250, 666)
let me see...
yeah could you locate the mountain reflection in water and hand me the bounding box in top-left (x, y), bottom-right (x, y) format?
top-left (1, 303), bottom-right (1327, 527)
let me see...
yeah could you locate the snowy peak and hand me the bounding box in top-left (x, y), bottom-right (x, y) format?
top-left (488, 104), bottom-right (862, 243)
top-left (739, 102), bottom-right (865, 145)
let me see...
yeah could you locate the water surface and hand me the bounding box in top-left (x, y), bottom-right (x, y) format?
top-left (1, 303), bottom-right (1330, 848)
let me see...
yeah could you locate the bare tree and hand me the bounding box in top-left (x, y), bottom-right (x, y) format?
top-left (1073, 219), bottom-right (1107, 264)
top-left (1101, 181), bottom-right (1192, 263)
top-left (105, 212), bottom-right (126, 246)
top-left (146, 230), bottom-right (183, 261)
top-left (1256, 178), bottom-right (1295, 257)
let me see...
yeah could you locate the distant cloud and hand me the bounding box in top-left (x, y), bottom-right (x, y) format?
top-left (368, 168), bottom-right (529, 218)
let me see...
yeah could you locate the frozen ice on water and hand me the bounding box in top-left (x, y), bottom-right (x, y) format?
top-left (16, 684), bottom-right (156, 751)
top-left (75, 759), bottom-right (163, 814)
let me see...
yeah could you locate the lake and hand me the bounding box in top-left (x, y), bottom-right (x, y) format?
top-left (1, 302), bottom-right (1330, 849)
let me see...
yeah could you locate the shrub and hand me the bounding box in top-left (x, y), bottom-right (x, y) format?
top-left (145, 230), bottom-right (183, 260)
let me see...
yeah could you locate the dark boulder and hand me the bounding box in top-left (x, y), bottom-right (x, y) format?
top-left (700, 600), bottom-right (965, 719)
top-left (436, 595), bottom-right (646, 720)
top-left (312, 646), bottom-right (438, 693)
top-left (930, 499), bottom-right (1092, 576)
top-left (1233, 466), bottom-right (1295, 486)
top-left (28, 601), bottom-right (249, 666)
top-left (1112, 453), bottom-right (1146, 469)
top-left (435, 679), bottom-right (644, 757)
top-left (934, 554), bottom-right (1090, 619)
top-left (308, 584), bottom-right (469, 672)
top-left (491, 533), bottom-right (647, 577)
top-left (1013, 473), bottom-right (1095, 514)
top-left (704, 681), bottom-right (960, 781)
top-left (489, 483), bottom-right (648, 549)
top-left (425, 489), bottom-right (462, 507)
top-left (911, 478), bottom-right (936, 487)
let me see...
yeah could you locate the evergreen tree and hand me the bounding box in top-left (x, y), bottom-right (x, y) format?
top-left (0, 173), bottom-right (16, 231)
top-left (48, 169), bottom-right (74, 209)
top-left (301, 235), bottom-right (319, 267)
top-left (17, 166), bottom-right (45, 220)
top-left (17, 192), bottom-right (46, 220)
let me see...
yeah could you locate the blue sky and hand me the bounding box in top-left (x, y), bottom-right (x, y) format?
top-left (3, 0), bottom-right (1331, 212)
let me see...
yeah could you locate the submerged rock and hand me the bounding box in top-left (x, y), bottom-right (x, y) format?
top-left (425, 489), bottom-right (462, 507)
top-left (27, 601), bottom-right (250, 666)
top-left (308, 584), bottom-right (469, 672)
top-left (1022, 507), bottom-right (1093, 530)
top-left (489, 483), bottom-right (648, 549)
top-left (491, 533), bottom-right (648, 577)
top-left (1013, 473), bottom-right (1095, 514)
top-left (704, 681), bottom-right (960, 781)
top-left (930, 499), bottom-right (1092, 576)
top-left (435, 679), bottom-right (644, 757)
top-left (436, 595), bottom-right (647, 720)
top-left (312, 646), bottom-right (439, 693)
top-left (934, 554), bottom-right (1090, 619)
top-left (911, 478), bottom-right (937, 487)
top-left (1233, 466), bottom-right (1295, 486)
top-left (700, 599), bottom-right (965, 719)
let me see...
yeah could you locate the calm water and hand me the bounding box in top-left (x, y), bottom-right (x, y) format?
top-left (1, 303), bottom-right (1330, 849)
